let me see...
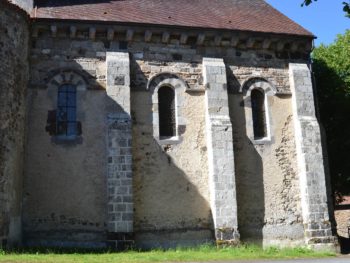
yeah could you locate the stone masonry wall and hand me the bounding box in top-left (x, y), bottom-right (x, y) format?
top-left (25, 21), bottom-right (322, 247)
top-left (23, 84), bottom-right (109, 247)
top-left (24, 38), bottom-right (108, 246)
top-left (0, 1), bottom-right (30, 246)
top-left (27, 33), bottom-right (212, 248)
top-left (129, 42), bottom-right (211, 248)
top-left (335, 209), bottom-right (350, 238)
top-left (106, 52), bottom-right (134, 238)
top-left (289, 63), bottom-right (336, 250)
top-left (226, 58), bottom-right (305, 246)
top-left (203, 58), bottom-right (239, 244)
top-left (229, 93), bottom-right (304, 246)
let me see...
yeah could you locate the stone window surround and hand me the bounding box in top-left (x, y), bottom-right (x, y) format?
top-left (241, 77), bottom-right (276, 145)
top-left (46, 69), bottom-right (87, 143)
top-left (147, 73), bottom-right (187, 145)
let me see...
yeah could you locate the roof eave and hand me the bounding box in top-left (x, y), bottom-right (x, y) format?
top-left (31, 17), bottom-right (316, 40)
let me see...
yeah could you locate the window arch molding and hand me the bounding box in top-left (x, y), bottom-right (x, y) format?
top-left (47, 69), bottom-right (88, 92)
top-left (241, 77), bottom-right (277, 96)
top-left (147, 73), bottom-right (187, 144)
top-left (241, 77), bottom-right (276, 144)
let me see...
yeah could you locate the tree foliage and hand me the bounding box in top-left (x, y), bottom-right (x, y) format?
top-left (312, 30), bottom-right (350, 198)
top-left (302, 0), bottom-right (350, 17)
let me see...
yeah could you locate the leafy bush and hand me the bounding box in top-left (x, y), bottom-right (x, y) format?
top-left (312, 30), bottom-right (350, 199)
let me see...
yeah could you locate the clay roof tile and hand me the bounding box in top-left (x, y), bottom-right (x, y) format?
top-left (32, 0), bottom-right (314, 37)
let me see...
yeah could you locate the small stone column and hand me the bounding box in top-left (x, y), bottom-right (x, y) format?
top-left (106, 52), bottom-right (133, 248)
top-left (203, 58), bottom-right (240, 244)
top-left (289, 63), bottom-right (336, 250)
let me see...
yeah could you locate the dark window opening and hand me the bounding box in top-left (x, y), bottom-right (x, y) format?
top-left (251, 89), bottom-right (267, 139)
top-left (158, 86), bottom-right (176, 138)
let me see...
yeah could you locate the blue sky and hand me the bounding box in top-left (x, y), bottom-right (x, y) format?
top-left (266, 0), bottom-right (349, 46)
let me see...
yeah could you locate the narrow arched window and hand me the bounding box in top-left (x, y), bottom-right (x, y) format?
top-left (57, 84), bottom-right (77, 137)
top-left (158, 86), bottom-right (176, 138)
top-left (251, 89), bottom-right (267, 139)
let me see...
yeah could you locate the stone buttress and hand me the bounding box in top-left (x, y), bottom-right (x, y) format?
top-left (203, 58), bottom-right (240, 244)
top-left (289, 63), bottom-right (337, 251)
top-left (106, 52), bottom-right (134, 248)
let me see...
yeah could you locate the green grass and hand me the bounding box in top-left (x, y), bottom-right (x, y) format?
top-left (0, 244), bottom-right (336, 263)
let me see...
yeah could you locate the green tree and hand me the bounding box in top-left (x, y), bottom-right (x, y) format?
top-left (303, 0), bottom-right (350, 17)
top-left (312, 30), bottom-right (350, 200)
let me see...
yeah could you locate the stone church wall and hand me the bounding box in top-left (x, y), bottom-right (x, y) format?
top-left (25, 33), bottom-right (213, 247)
top-left (24, 38), bottom-right (109, 246)
top-left (129, 42), bottom-right (210, 247)
top-left (0, 1), bottom-right (30, 247)
top-left (228, 87), bottom-right (304, 246)
top-left (23, 83), bottom-right (109, 246)
top-left (25, 22), bottom-right (312, 247)
top-left (225, 56), bottom-right (304, 246)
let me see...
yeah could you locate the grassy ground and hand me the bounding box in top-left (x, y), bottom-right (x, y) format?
top-left (0, 245), bottom-right (336, 263)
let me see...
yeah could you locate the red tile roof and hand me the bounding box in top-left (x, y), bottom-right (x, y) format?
top-left (32, 0), bottom-right (314, 37)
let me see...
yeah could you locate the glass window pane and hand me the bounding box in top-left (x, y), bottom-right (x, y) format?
top-left (67, 93), bottom-right (76, 107)
top-left (66, 85), bottom-right (76, 93)
top-left (57, 92), bottom-right (67, 107)
top-left (59, 85), bottom-right (67, 92)
top-left (67, 123), bottom-right (77, 136)
top-left (57, 107), bottom-right (67, 122)
top-left (67, 107), bottom-right (76, 121)
top-left (57, 84), bottom-right (78, 137)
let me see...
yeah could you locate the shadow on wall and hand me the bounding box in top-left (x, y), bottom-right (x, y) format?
top-left (23, 61), bottom-right (120, 248)
top-left (26, 34), bottom-right (214, 248)
top-left (130, 60), bottom-right (214, 249)
top-left (338, 231), bottom-right (350, 254)
top-left (226, 67), bottom-right (265, 246)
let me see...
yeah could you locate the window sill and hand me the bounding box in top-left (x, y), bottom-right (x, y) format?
top-left (157, 136), bottom-right (182, 145)
top-left (51, 135), bottom-right (83, 145)
top-left (252, 137), bottom-right (272, 145)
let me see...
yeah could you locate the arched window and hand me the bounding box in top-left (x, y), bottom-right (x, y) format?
top-left (45, 70), bottom-right (85, 141)
top-left (158, 86), bottom-right (176, 138)
top-left (57, 84), bottom-right (78, 137)
top-left (251, 89), bottom-right (267, 139)
top-left (148, 73), bottom-right (187, 143)
top-left (241, 77), bottom-right (275, 144)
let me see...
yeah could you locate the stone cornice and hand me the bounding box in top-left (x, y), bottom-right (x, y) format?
top-left (31, 21), bottom-right (313, 53)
